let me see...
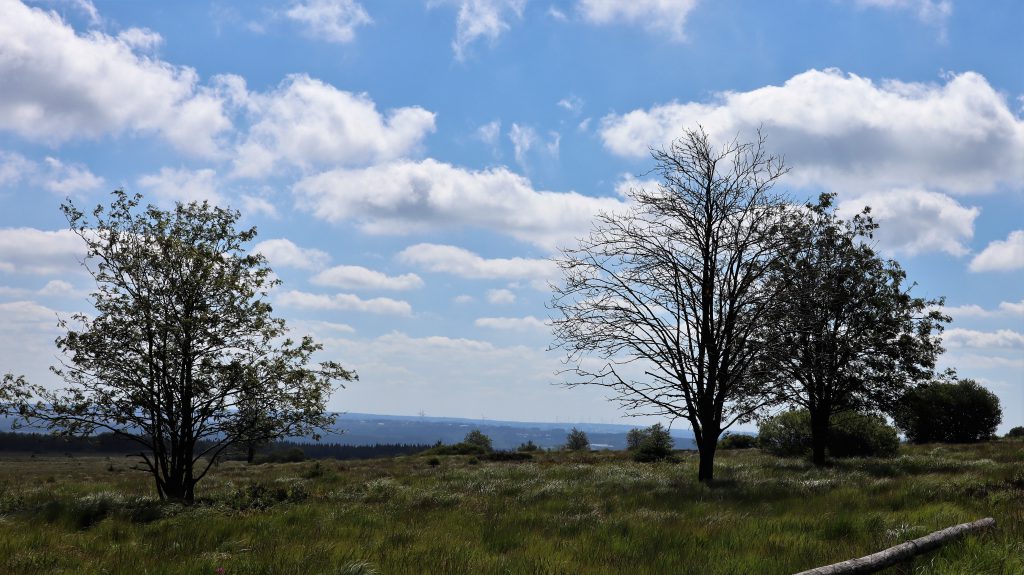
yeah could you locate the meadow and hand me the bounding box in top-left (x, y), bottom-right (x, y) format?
top-left (0, 442), bottom-right (1021, 575)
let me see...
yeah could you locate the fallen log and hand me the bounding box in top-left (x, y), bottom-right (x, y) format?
top-left (793, 517), bottom-right (996, 575)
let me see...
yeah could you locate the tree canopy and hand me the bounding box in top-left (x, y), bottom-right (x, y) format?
top-left (13, 191), bottom-right (355, 502)
top-left (766, 193), bottom-right (948, 464)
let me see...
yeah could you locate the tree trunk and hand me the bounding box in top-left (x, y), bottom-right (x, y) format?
top-left (697, 426), bottom-right (720, 483)
top-left (161, 475), bottom-right (196, 503)
top-left (810, 409), bottom-right (830, 466)
top-left (247, 443), bottom-right (256, 464)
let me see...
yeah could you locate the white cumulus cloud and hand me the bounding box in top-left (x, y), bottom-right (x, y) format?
top-left (312, 265), bottom-right (423, 291)
top-left (0, 228), bottom-right (84, 275)
top-left (285, 0), bottom-right (372, 44)
top-left (275, 289), bottom-right (413, 316)
top-left (137, 167), bottom-right (223, 206)
top-left (253, 238), bottom-right (330, 270)
top-left (943, 328), bottom-right (1024, 350)
top-left (836, 189), bottom-right (978, 256)
top-left (232, 74), bottom-right (436, 178)
top-left (0, 0), bottom-right (232, 156)
top-left (487, 288), bottom-right (516, 304)
top-left (41, 157), bottom-right (104, 195)
top-left (475, 315), bottom-right (548, 331)
top-left (577, 0), bottom-right (700, 41)
top-left (600, 69), bottom-right (1024, 196)
top-left (398, 243), bottom-right (557, 281)
top-left (292, 159), bottom-right (629, 249)
top-left (970, 231), bottom-right (1024, 273)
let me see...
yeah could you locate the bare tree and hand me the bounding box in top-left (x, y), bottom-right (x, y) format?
top-left (551, 127), bottom-right (789, 482)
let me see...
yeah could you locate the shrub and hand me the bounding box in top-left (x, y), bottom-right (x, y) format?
top-left (517, 440), bottom-right (539, 452)
top-left (894, 379), bottom-right (1002, 444)
top-left (827, 412), bottom-right (899, 458)
top-left (630, 423), bottom-right (674, 462)
top-left (1006, 426), bottom-right (1024, 439)
top-left (483, 451), bottom-right (533, 462)
top-left (759, 409), bottom-right (898, 458)
top-left (758, 410), bottom-right (812, 457)
top-left (718, 433), bottom-right (758, 450)
top-left (565, 427), bottom-right (590, 451)
top-left (424, 430), bottom-right (494, 456)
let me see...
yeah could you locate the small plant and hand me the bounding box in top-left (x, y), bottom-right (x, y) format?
top-left (564, 427), bottom-right (590, 451)
top-left (427, 457), bottom-right (441, 467)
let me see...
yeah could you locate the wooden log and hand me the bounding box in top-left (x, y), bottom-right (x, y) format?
top-left (793, 517), bottom-right (996, 575)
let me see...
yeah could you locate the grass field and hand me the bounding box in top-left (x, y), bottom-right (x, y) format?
top-left (0, 442), bottom-right (1021, 575)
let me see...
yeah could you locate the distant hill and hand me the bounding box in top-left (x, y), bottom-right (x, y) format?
top-left (0, 413), bottom-right (697, 451)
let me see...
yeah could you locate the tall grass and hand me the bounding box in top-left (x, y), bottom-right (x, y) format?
top-left (0, 442), bottom-right (1021, 574)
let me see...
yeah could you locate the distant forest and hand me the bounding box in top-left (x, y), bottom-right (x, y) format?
top-left (0, 432), bottom-right (430, 461)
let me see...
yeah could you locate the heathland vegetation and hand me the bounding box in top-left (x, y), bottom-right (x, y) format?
top-left (0, 126), bottom-right (1017, 573)
top-left (0, 439), bottom-right (1021, 574)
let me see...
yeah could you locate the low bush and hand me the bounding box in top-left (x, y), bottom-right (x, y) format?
top-left (423, 430), bottom-right (495, 456)
top-left (718, 433), bottom-right (758, 450)
top-left (483, 451), bottom-right (533, 462)
top-left (759, 409), bottom-right (898, 458)
top-left (517, 440), bottom-right (539, 452)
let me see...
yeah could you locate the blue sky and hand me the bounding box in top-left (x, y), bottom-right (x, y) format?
top-left (0, 0), bottom-right (1021, 431)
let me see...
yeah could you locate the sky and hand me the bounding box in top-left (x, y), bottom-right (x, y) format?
top-left (0, 0), bottom-right (1021, 432)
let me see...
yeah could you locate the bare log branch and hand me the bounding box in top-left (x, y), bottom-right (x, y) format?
top-left (793, 518), bottom-right (996, 575)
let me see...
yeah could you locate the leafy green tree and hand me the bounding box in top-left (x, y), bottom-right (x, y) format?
top-left (13, 191), bottom-right (355, 502)
top-left (551, 128), bottom-right (789, 482)
top-left (462, 430), bottom-right (493, 453)
top-left (0, 374), bottom-right (28, 417)
top-left (565, 427), bottom-right (590, 451)
top-left (630, 423), bottom-right (674, 462)
top-left (1006, 426), bottom-right (1024, 439)
top-left (894, 379), bottom-right (1002, 443)
top-left (767, 194), bottom-right (947, 465)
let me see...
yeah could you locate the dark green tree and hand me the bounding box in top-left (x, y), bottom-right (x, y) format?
top-left (1006, 426), bottom-right (1024, 439)
top-left (551, 127), bottom-right (790, 482)
top-left (13, 191), bottom-right (355, 502)
top-left (758, 409), bottom-right (898, 458)
top-left (768, 194), bottom-right (947, 465)
top-left (894, 378), bottom-right (1002, 443)
top-left (462, 429), bottom-right (493, 453)
top-left (565, 427), bottom-right (590, 451)
top-left (630, 423), bottom-right (674, 462)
